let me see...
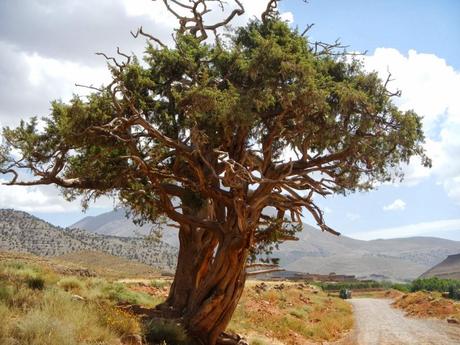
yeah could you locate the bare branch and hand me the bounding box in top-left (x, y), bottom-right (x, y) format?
top-left (131, 26), bottom-right (167, 48)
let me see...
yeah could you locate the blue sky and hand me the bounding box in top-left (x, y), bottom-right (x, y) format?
top-left (0, 0), bottom-right (459, 240)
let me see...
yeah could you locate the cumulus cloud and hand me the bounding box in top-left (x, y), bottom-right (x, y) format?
top-left (349, 218), bottom-right (460, 240)
top-left (0, 178), bottom-right (117, 213)
top-left (383, 199), bottom-right (406, 211)
top-left (363, 48), bottom-right (460, 203)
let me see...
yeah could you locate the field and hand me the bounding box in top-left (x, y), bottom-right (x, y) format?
top-left (0, 251), bottom-right (354, 345)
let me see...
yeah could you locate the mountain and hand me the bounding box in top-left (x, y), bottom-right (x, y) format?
top-left (72, 209), bottom-right (460, 281)
top-left (0, 209), bottom-right (177, 271)
top-left (420, 253), bottom-right (460, 280)
top-left (72, 208), bottom-right (179, 246)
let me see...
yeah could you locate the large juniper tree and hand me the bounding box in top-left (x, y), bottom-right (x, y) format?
top-left (1, 1), bottom-right (429, 344)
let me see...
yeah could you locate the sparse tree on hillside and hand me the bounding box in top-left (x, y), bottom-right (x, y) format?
top-left (0, 1), bottom-right (430, 344)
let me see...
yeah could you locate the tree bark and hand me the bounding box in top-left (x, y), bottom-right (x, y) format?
top-left (163, 223), bottom-right (216, 313)
top-left (158, 223), bottom-right (248, 345)
top-left (184, 238), bottom-right (248, 345)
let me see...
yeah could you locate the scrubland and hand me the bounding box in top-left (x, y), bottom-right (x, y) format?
top-left (0, 252), bottom-right (354, 345)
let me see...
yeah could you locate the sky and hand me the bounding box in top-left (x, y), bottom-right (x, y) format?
top-left (0, 0), bottom-right (459, 241)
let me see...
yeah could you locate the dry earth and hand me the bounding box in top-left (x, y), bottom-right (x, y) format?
top-left (349, 298), bottom-right (460, 345)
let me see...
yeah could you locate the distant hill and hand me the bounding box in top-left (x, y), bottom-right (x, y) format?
top-left (276, 225), bottom-right (460, 281)
top-left (72, 209), bottom-right (460, 281)
top-left (420, 253), bottom-right (460, 280)
top-left (0, 209), bottom-right (177, 271)
top-left (72, 208), bottom-right (179, 246)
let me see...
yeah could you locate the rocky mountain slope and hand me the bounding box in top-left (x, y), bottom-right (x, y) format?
top-left (72, 208), bottom-right (179, 246)
top-left (0, 209), bottom-right (177, 270)
top-left (72, 209), bottom-right (460, 281)
top-left (420, 253), bottom-right (460, 279)
top-left (276, 224), bottom-right (460, 280)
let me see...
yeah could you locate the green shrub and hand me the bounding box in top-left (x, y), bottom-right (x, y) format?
top-left (448, 286), bottom-right (460, 300)
top-left (410, 277), bottom-right (460, 293)
top-left (315, 281), bottom-right (383, 291)
top-left (26, 277), bottom-right (45, 290)
top-left (144, 319), bottom-right (190, 345)
top-left (102, 283), bottom-right (159, 306)
top-left (391, 283), bottom-right (411, 292)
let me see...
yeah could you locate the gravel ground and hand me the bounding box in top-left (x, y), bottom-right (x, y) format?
top-left (348, 298), bottom-right (460, 345)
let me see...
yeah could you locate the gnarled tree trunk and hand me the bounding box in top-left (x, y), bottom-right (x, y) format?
top-left (160, 219), bottom-right (249, 345)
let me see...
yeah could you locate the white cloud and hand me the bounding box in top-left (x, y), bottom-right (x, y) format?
top-left (349, 219), bottom-right (460, 240)
top-left (363, 48), bottom-right (460, 203)
top-left (0, 179), bottom-right (116, 213)
top-left (0, 42), bottom-right (110, 127)
top-left (383, 199), bottom-right (406, 211)
top-left (280, 11), bottom-right (294, 23)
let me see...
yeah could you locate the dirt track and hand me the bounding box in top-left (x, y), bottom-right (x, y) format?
top-left (349, 298), bottom-right (460, 345)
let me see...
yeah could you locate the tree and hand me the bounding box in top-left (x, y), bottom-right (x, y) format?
top-left (0, 1), bottom-right (430, 344)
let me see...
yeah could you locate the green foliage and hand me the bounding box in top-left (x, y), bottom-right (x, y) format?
top-left (315, 280), bottom-right (383, 291)
top-left (391, 283), bottom-right (411, 293)
top-left (144, 319), bottom-right (191, 345)
top-left (101, 283), bottom-right (158, 307)
top-left (410, 277), bottom-right (460, 294)
top-left (448, 286), bottom-right (460, 301)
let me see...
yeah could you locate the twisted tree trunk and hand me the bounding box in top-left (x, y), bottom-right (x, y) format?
top-left (160, 219), bottom-right (248, 345)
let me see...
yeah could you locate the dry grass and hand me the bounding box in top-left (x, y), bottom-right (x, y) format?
top-left (228, 281), bottom-right (354, 345)
top-left (393, 291), bottom-right (460, 322)
top-left (0, 258), bottom-right (143, 345)
top-left (55, 250), bottom-right (162, 279)
top-left (1, 252), bottom-right (354, 344)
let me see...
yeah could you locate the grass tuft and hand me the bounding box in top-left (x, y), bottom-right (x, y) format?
top-left (144, 319), bottom-right (190, 345)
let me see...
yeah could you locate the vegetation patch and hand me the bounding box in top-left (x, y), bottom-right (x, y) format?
top-left (0, 259), bottom-right (142, 345)
top-left (228, 281), bottom-right (353, 344)
top-left (144, 319), bottom-right (191, 345)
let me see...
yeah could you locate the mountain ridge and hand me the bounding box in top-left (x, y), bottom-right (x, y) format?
top-left (420, 253), bottom-right (460, 280)
top-left (71, 209), bottom-right (460, 281)
top-left (0, 209), bottom-right (177, 271)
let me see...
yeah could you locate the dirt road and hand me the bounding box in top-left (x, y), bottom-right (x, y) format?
top-left (348, 298), bottom-right (460, 345)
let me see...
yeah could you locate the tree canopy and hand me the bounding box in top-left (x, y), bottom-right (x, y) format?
top-left (0, 19), bottom-right (429, 236)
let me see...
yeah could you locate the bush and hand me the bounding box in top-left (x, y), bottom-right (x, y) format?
top-left (410, 277), bottom-right (460, 294)
top-left (315, 281), bottom-right (383, 291)
top-left (102, 283), bottom-right (159, 307)
top-left (26, 277), bottom-right (45, 290)
top-left (144, 319), bottom-right (190, 345)
top-left (448, 286), bottom-right (460, 300)
top-left (58, 277), bottom-right (84, 292)
top-left (391, 283), bottom-right (411, 293)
